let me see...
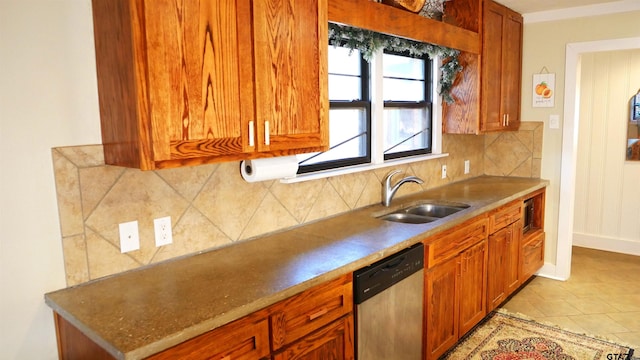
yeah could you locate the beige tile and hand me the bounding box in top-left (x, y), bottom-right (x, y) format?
top-left (270, 179), bottom-right (325, 223)
top-left (568, 313), bottom-right (630, 334)
top-left (52, 150), bottom-right (84, 237)
top-left (610, 332), bottom-right (640, 350)
top-left (55, 144), bottom-right (104, 167)
top-left (305, 181), bottom-right (350, 223)
top-left (241, 193), bottom-right (298, 240)
top-left (607, 312), bottom-right (640, 332)
top-left (155, 164), bottom-right (218, 201)
top-left (61, 234), bottom-right (89, 286)
top-left (564, 297), bottom-right (620, 314)
top-left (354, 172), bottom-right (384, 208)
top-left (328, 172), bottom-right (369, 209)
top-left (527, 299), bottom-right (583, 317)
top-left (193, 162), bottom-right (268, 241)
top-left (85, 229), bottom-right (141, 280)
top-left (152, 207), bottom-right (232, 263)
top-left (79, 165), bottom-right (124, 219)
top-left (501, 298), bottom-right (546, 318)
top-left (535, 316), bottom-right (589, 334)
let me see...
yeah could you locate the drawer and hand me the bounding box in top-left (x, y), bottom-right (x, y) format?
top-left (521, 231), bottom-right (545, 280)
top-left (269, 274), bottom-right (353, 351)
top-left (489, 201), bottom-right (522, 233)
top-left (426, 216), bottom-right (488, 268)
top-left (147, 310), bottom-right (270, 360)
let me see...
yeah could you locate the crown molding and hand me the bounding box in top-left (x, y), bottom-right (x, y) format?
top-left (523, 1), bottom-right (640, 23)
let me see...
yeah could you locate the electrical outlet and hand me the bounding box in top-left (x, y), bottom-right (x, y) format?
top-left (154, 216), bottom-right (172, 247)
top-left (119, 220), bottom-right (139, 253)
top-left (441, 164), bottom-right (447, 179)
top-left (464, 160), bottom-right (470, 174)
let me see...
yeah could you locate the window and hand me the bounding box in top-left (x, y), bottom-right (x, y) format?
top-left (296, 43), bottom-right (437, 176)
top-left (297, 46), bottom-right (371, 174)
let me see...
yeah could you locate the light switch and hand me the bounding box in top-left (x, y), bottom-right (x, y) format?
top-left (549, 114), bottom-right (560, 129)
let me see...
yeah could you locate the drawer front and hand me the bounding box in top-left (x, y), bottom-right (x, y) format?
top-left (270, 274), bottom-right (353, 351)
top-left (521, 232), bottom-right (545, 280)
top-left (427, 216), bottom-right (488, 268)
top-left (147, 311), bottom-right (270, 360)
top-left (489, 201), bottom-right (522, 233)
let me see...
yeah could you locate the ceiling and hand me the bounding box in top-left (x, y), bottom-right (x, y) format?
top-left (493, 0), bottom-right (620, 14)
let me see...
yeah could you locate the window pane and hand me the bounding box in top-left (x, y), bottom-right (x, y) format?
top-left (383, 108), bottom-right (430, 155)
top-left (383, 78), bottom-right (425, 101)
top-left (383, 53), bottom-right (424, 80)
top-left (328, 46), bottom-right (362, 101)
top-left (298, 108), bottom-right (368, 165)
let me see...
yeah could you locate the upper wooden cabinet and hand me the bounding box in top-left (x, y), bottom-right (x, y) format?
top-left (92, 0), bottom-right (328, 170)
top-left (481, 0), bottom-right (523, 132)
top-left (442, 0), bottom-right (522, 134)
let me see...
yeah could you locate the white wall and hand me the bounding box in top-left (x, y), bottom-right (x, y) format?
top-left (521, 10), bottom-right (640, 277)
top-left (573, 49), bottom-right (640, 254)
top-left (0, 1), bottom-right (101, 358)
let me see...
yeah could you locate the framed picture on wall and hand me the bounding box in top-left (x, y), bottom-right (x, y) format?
top-left (533, 73), bottom-right (555, 108)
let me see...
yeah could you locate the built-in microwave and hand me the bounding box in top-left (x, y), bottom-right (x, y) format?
top-left (523, 198), bottom-right (535, 233)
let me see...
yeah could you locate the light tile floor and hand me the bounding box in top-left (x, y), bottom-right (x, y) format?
top-left (500, 246), bottom-right (640, 352)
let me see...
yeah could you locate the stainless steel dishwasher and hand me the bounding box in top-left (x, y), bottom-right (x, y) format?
top-left (354, 243), bottom-right (424, 360)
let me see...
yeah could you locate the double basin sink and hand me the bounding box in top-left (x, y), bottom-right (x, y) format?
top-left (377, 201), bottom-right (470, 224)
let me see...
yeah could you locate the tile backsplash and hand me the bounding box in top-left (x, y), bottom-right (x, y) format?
top-left (53, 126), bottom-right (541, 286)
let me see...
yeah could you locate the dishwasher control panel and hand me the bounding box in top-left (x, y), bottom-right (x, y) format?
top-left (353, 243), bottom-right (424, 304)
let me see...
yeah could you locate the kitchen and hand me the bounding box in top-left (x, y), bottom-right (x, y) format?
top-left (1, 0), bottom-right (639, 359)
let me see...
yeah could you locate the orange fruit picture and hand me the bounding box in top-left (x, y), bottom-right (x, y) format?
top-left (535, 82), bottom-right (547, 95)
top-left (542, 88), bottom-right (553, 98)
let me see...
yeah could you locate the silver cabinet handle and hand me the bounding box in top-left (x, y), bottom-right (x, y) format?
top-left (265, 121), bottom-right (270, 145)
top-left (506, 114), bottom-right (510, 126)
top-left (502, 114), bottom-right (506, 126)
top-left (249, 121), bottom-right (255, 147)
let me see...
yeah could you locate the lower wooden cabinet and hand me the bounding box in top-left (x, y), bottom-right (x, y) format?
top-left (425, 240), bottom-right (487, 360)
top-left (272, 315), bottom-right (354, 360)
top-left (487, 220), bottom-right (522, 311)
top-left (521, 231), bottom-right (545, 280)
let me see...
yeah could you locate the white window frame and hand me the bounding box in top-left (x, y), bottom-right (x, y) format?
top-left (282, 50), bottom-right (448, 184)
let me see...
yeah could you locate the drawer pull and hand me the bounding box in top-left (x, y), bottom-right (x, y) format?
top-left (308, 308), bottom-right (328, 321)
top-left (221, 356), bottom-right (231, 360)
top-left (248, 121), bottom-right (255, 147)
top-left (264, 121), bottom-right (270, 145)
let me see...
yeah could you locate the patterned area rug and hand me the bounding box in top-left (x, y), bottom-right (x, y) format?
top-left (442, 310), bottom-right (637, 360)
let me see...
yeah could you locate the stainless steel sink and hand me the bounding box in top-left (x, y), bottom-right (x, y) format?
top-left (377, 202), bottom-right (469, 224)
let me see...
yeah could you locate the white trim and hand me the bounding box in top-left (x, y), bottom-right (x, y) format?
top-left (573, 233), bottom-right (640, 256)
top-left (535, 262), bottom-right (566, 281)
top-left (524, 1), bottom-right (640, 24)
top-left (281, 153), bottom-right (449, 183)
top-left (556, 36), bottom-right (640, 280)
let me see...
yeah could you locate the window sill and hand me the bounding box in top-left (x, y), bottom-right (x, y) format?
top-left (281, 152), bottom-right (449, 184)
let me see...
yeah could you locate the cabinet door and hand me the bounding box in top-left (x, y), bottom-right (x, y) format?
top-left (506, 221), bottom-right (522, 294)
top-left (501, 6), bottom-right (522, 131)
top-left (480, 0), bottom-right (522, 132)
top-left (252, 0), bottom-right (328, 153)
top-left (458, 240), bottom-right (487, 335)
top-left (425, 256), bottom-right (459, 360)
top-left (480, 1), bottom-right (504, 132)
top-left (272, 315), bottom-right (354, 360)
top-left (144, 0), bottom-right (255, 164)
top-left (487, 226), bottom-right (508, 311)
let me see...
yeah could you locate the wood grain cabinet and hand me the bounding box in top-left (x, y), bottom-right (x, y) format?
top-left (481, 0), bottom-right (523, 132)
top-left (424, 216), bottom-right (488, 360)
top-left (442, 0), bottom-right (522, 134)
top-left (91, 0), bottom-right (328, 170)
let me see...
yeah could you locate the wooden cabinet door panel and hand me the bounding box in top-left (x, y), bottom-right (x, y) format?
top-left (459, 240), bottom-right (487, 335)
top-left (252, 0), bottom-right (328, 153)
top-left (425, 257), bottom-right (459, 360)
top-left (270, 274), bottom-right (352, 351)
top-left (480, 2), bottom-right (504, 132)
top-left (506, 220), bottom-right (522, 294)
top-left (501, 9), bottom-right (522, 131)
top-left (146, 310), bottom-right (270, 360)
top-left (487, 227), bottom-right (507, 311)
top-left (144, 0), bottom-right (253, 162)
top-left (272, 315), bottom-right (354, 360)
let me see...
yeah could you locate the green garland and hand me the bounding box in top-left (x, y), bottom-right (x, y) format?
top-left (329, 23), bottom-right (462, 104)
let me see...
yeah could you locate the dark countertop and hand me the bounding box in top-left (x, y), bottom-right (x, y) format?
top-left (45, 175), bottom-right (548, 359)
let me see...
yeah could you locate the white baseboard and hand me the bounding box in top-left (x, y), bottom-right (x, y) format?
top-left (573, 233), bottom-right (640, 256)
top-left (535, 262), bottom-right (568, 281)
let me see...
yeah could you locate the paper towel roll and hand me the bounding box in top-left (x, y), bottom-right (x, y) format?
top-left (240, 156), bottom-right (299, 182)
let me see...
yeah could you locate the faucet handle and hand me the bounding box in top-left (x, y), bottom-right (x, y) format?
top-left (384, 169), bottom-right (402, 184)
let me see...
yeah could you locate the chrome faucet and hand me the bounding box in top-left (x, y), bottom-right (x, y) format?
top-left (382, 170), bottom-right (424, 207)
